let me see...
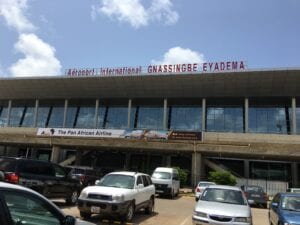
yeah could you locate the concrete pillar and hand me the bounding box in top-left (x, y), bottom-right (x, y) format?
top-left (63, 99), bottom-right (68, 128)
top-left (127, 99), bottom-right (132, 128)
top-left (244, 98), bottom-right (249, 133)
top-left (50, 146), bottom-right (61, 163)
top-left (33, 99), bottom-right (39, 127)
top-left (244, 159), bottom-right (249, 181)
top-left (124, 152), bottom-right (131, 170)
top-left (202, 98), bottom-right (206, 131)
top-left (94, 99), bottom-right (99, 128)
top-left (192, 151), bottom-right (202, 187)
top-left (163, 98), bottom-right (168, 130)
top-left (291, 162), bottom-right (298, 188)
top-left (75, 149), bottom-right (83, 166)
top-left (292, 98), bottom-right (297, 134)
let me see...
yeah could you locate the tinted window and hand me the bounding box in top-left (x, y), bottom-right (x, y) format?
top-left (18, 161), bottom-right (53, 176)
top-left (2, 190), bottom-right (61, 225)
top-left (142, 175), bottom-right (149, 187)
top-left (137, 176), bottom-right (143, 185)
top-left (0, 158), bottom-right (16, 171)
top-left (52, 165), bottom-right (66, 178)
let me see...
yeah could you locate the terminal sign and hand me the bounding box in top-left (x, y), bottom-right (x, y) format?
top-left (66, 60), bottom-right (246, 77)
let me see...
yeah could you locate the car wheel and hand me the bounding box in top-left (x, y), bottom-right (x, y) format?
top-left (66, 190), bottom-right (78, 205)
top-left (80, 211), bottom-right (91, 219)
top-left (145, 197), bottom-right (154, 215)
top-left (170, 189), bottom-right (175, 199)
top-left (123, 202), bottom-right (135, 222)
top-left (195, 197), bottom-right (199, 201)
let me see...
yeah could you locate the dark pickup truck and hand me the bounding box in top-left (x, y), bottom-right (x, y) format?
top-left (0, 156), bottom-right (81, 205)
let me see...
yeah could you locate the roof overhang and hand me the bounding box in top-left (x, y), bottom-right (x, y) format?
top-left (0, 68), bottom-right (300, 100)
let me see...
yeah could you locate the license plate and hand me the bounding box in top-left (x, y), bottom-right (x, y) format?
top-left (251, 194), bottom-right (260, 197)
top-left (91, 206), bottom-right (101, 213)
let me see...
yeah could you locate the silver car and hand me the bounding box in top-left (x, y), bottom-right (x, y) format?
top-left (193, 185), bottom-right (252, 225)
top-left (195, 181), bottom-right (216, 201)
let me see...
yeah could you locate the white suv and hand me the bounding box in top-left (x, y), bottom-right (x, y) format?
top-left (78, 171), bottom-right (155, 222)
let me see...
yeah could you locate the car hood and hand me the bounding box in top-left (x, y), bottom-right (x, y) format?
top-left (81, 185), bottom-right (133, 196)
top-left (195, 200), bottom-right (251, 217)
top-left (281, 209), bottom-right (300, 223)
top-left (76, 218), bottom-right (95, 225)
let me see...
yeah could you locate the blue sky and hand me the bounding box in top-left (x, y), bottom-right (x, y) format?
top-left (0, 0), bottom-right (299, 77)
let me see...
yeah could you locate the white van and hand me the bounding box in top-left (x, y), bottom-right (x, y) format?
top-left (151, 167), bottom-right (180, 198)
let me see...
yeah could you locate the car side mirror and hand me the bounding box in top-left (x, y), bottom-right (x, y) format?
top-left (95, 180), bottom-right (100, 185)
top-left (271, 202), bottom-right (278, 208)
top-left (64, 215), bottom-right (76, 225)
top-left (248, 199), bottom-right (255, 205)
top-left (137, 183), bottom-right (144, 189)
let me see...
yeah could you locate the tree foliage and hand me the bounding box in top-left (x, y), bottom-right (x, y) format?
top-left (208, 171), bottom-right (237, 186)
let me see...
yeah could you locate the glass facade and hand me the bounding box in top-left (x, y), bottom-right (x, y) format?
top-left (135, 106), bottom-right (164, 130)
top-left (0, 98), bottom-right (298, 135)
top-left (0, 102), bottom-right (8, 127)
top-left (206, 107), bottom-right (243, 132)
top-left (169, 106), bottom-right (202, 131)
top-left (249, 107), bottom-right (291, 134)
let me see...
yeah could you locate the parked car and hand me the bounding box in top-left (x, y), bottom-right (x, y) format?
top-left (0, 175), bottom-right (94, 225)
top-left (66, 165), bottom-right (101, 187)
top-left (286, 188), bottom-right (300, 193)
top-left (195, 181), bottom-right (216, 201)
top-left (192, 185), bottom-right (252, 225)
top-left (241, 185), bottom-right (268, 208)
top-left (0, 156), bottom-right (81, 205)
top-left (269, 192), bottom-right (300, 225)
top-left (78, 171), bottom-right (155, 222)
top-left (151, 167), bottom-right (180, 198)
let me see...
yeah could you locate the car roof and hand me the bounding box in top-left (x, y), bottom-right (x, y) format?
top-left (198, 181), bottom-right (216, 185)
top-left (206, 185), bottom-right (242, 191)
top-left (108, 171), bottom-right (149, 176)
top-left (279, 192), bottom-right (300, 197)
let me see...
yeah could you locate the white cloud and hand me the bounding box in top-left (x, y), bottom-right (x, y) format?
top-left (0, 0), bottom-right (35, 33)
top-left (149, 0), bottom-right (179, 25)
top-left (9, 33), bottom-right (62, 77)
top-left (151, 47), bottom-right (206, 65)
top-left (92, 0), bottom-right (178, 28)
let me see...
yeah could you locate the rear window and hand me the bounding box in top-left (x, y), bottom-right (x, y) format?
top-left (18, 160), bottom-right (53, 176)
top-left (0, 158), bottom-right (16, 171)
top-left (246, 186), bottom-right (264, 192)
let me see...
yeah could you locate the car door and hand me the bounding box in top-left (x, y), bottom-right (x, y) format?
top-left (0, 188), bottom-right (64, 225)
top-left (135, 175), bottom-right (146, 206)
top-left (269, 193), bottom-right (280, 225)
top-left (52, 164), bottom-right (73, 197)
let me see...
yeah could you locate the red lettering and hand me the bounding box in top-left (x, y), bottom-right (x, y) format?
top-left (232, 61), bottom-right (238, 70)
top-left (214, 63), bottom-right (219, 71)
top-left (240, 61), bottom-right (245, 70)
top-left (168, 65), bottom-right (172, 72)
top-left (193, 63), bottom-right (198, 72)
top-left (226, 62), bottom-right (231, 70)
top-left (187, 64), bottom-right (192, 72)
top-left (182, 64), bottom-right (186, 72)
top-left (163, 65), bottom-right (168, 73)
top-left (176, 64), bottom-right (181, 72)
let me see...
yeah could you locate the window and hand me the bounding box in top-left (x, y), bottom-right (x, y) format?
top-left (136, 176), bottom-right (143, 186)
top-left (169, 106), bottom-right (202, 131)
top-left (18, 161), bottom-right (53, 176)
top-left (142, 175), bottom-right (150, 187)
top-left (52, 165), bottom-right (66, 178)
top-left (2, 190), bottom-right (61, 225)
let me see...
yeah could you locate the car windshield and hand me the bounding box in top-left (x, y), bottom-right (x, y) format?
top-left (199, 182), bottom-right (214, 187)
top-left (97, 174), bottom-right (135, 189)
top-left (246, 186), bottom-right (264, 192)
top-left (201, 188), bottom-right (246, 205)
top-left (281, 196), bottom-right (300, 212)
top-left (152, 172), bottom-right (171, 179)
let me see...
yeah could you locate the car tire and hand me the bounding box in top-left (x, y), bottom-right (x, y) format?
top-left (195, 197), bottom-right (199, 201)
top-left (123, 202), bottom-right (135, 222)
top-left (80, 211), bottom-right (91, 219)
top-left (145, 197), bottom-right (154, 215)
top-left (66, 190), bottom-right (78, 205)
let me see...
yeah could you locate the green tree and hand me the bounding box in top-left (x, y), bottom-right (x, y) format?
top-left (208, 171), bottom-right (237, 186)
top-left (173, 167), bottom-right (188, 187)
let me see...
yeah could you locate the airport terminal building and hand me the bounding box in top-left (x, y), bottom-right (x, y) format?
top-left (0, 61), bottom-right (300, 187)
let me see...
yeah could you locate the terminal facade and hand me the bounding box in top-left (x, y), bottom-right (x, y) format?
top-left (0, 66), bottom-right (300, 187)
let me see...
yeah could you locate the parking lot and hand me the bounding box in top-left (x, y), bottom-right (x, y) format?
top-left (60, 195), bottom-right (269, 225)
